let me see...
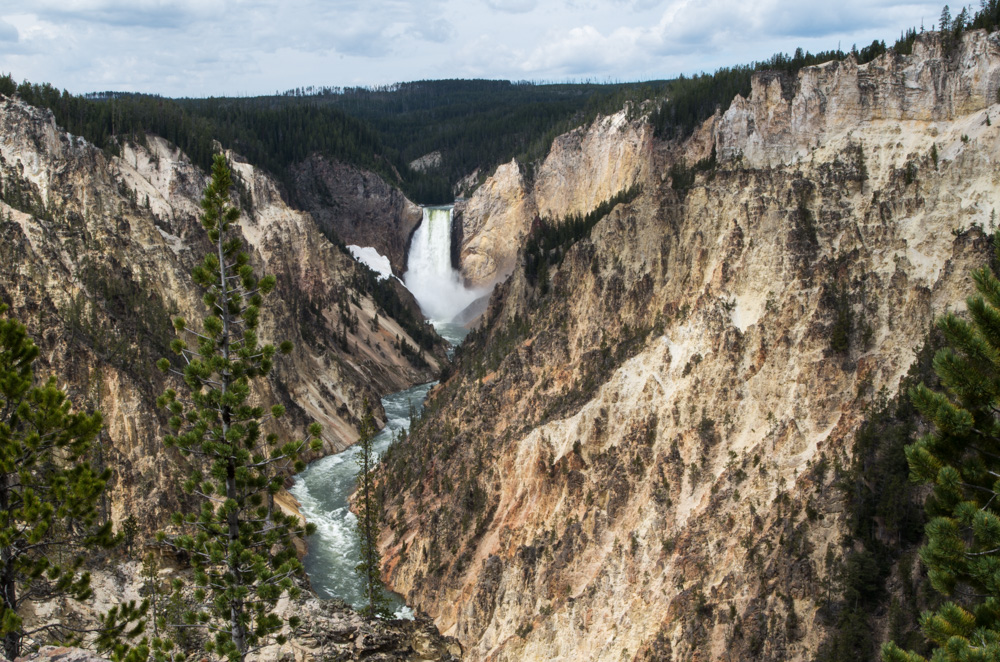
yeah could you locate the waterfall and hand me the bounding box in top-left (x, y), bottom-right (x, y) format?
top-left (404, 206), bottom-right (485, 324)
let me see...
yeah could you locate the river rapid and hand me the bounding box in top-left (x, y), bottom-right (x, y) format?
top-left (290, 382), bottom-right (434, 617)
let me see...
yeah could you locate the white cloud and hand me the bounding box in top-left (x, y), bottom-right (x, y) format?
top-left (455, 34), bottom-right (525, 76)
top-left (482, 0), bottom-right (539, 13)
top-left (503, 0), bottom-right (941, 79)
top-left (0, 0), bottom-right (948, 95)
top-left (0, 18), bottom-right (17, 42)
top-left (25, 0), bottom-right (220, 29)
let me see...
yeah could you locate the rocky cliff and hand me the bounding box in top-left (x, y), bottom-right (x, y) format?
top-left (378, 30), bottom-right (1000, 661)
top-left (0, 95), bottom-right (444, 533)
top-left (290, 154), bottom-right (423, 276)
top-left (457, 109), bottom-right (651, 289)
top-left (10, 605), bottom-right (462, 662)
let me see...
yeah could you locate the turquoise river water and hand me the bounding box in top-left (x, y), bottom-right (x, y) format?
top-left (290, 320), bottom-right (469, 617)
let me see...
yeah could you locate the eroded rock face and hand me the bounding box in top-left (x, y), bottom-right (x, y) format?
top-left (289, 154), bottom-right (423, 276)
top-left (11, 647), bottom-right (108, 662)
top-left (8, 598), bottom-right (463, 662)
top-left (455, 160), bottom-right (532, 289)
top-left (410, 150), bottom-right (443, 173)
top-left (533, 108), bottom-right (652, 220)
top-left (379, 31), bottom-right (1000, 661)
top-left (457, 108), bottom-right (651, 289)
top-left (0, 96), bottom-right (443, 533)
top-left (281, 597), bottom-right (463, 661)
top-left (717, 30), bottom-right (1000, 167)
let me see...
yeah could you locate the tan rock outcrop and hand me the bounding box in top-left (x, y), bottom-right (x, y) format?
top-left (533, 107), bottom-right (651, 220)
top-left (456, 160), bottom-right (533, 288)
top-left (717, 30), bottom-right (1000, 167)
top-left (458, 107), bottom-right (651, 288)
top-left (12, 647), bottom-right (108, 662)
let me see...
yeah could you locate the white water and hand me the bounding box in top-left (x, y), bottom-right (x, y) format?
top-left (290, 382), bottom-right (434, 619)
top-left (404, 206), bottom-right (487, 324)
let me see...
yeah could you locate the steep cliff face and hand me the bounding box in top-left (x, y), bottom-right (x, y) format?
top-left (455, 160), bottom-right (532, 288)
top-left (458, 109), bottom-right (651, 288)
top-left (380, 31), bottom-right (1000, 661)
top-left (0, 96), bottom-right (444, 532)
top-left (717, 30), bottom-right (1000, 167)
top-left (289, 154), bottom-right (423, 276)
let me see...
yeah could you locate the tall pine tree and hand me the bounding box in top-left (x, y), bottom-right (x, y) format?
top-left (0, 304), bottom-right (112, 659)
top-left (354, 399), bottom-right (390, 619)
top-left (156, 154), bottom-right (321, 662)
top-left (883, 232), bottom-right (1000, 662)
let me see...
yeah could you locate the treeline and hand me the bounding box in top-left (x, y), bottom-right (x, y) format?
top-left (5, 2), bottom-right (1000, 205)
top-left (0, 74), bottom-right (665, 204)
top-left (174, 96), bottom-right (434, 198)
top-left (0, 75), bottom-right (445, 202)
top-left (0, 76), bottom-right (219, 167)
top-left (248, 79), bottom-right (669, 195)
top-left (939, 0), bottom-right (1000, 52)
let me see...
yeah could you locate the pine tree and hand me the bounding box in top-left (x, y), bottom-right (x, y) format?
top-left (882, 232), bottom-right (1000, 662)
top-left (354, 399), bottom-right (391, 619)
top-left (0, 304), bottom-right (113, 659)
top-left (940, 4), bottom-right (952, 32)
top-left (156, 154), bottom-right (321, 662)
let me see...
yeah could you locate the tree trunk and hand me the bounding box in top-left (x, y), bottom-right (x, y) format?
top-left (218, 220), bottom-right (246, 661)
top-left (0, 474), bottom-right (20, 660)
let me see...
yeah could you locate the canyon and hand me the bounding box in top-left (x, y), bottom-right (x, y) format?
top-left (1, 25), bottom-right (999, 662)
top-left (0, 94), bottom-right (454, 659)
top-left (377, 29), bottom-right (1000, 661)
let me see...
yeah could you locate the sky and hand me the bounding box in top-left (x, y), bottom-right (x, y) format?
top-left (0, 0), bottom-right (948, 98)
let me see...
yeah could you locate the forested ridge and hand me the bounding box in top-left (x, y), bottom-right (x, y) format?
top-left (262, 79), bottom-right (670, 194)
top-left (4, 0), bottom-right (1000, 203)
top-left (0, 76), bottom-right (665, 204)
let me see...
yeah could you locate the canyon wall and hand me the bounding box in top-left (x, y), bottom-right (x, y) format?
top-left (290, 153), bottom-right (423, 275)
top-left (379, 30), bottom-right (1000, 661)
top-left (0, 96), bottom-right (443, 532)
top-left (457, 109), bottom-right (651, 289)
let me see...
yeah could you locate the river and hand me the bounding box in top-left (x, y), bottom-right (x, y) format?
top-left (290, 205), bottom-right (473, 617)
top-left (290, 323), bottom-right (469, 617)
top-left (289, 381), bottom-right (434, 617)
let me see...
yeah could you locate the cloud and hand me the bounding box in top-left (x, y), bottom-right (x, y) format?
top-left (0, 0), bottom-right (948, 96)
top-left (0, 19), bottom-right (18, 42)
top-left (520, 25), bottom-right (629, 74)
top-left (25, 0), bottom-right (216, 29)
top-left (507, 0), bottom-right (941, 78)
top-left (619, 0), bottom-right (666, 10)
top-left (455, 34), bottom-right (525, 76)
top-left (225, 0), bottom-right (456, 58)
top-left (406, 17), bottom-right (456, 44)
top-left (482, 0), bottom-right (539, 13)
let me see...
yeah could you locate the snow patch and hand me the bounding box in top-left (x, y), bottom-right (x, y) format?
top-left (348, 245), bottom-right (394, 281)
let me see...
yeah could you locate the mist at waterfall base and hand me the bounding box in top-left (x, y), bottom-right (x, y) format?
top-left (404, 206), bottom-right (487, 332)
top-left (290, 382), bottom-right (433, 618)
